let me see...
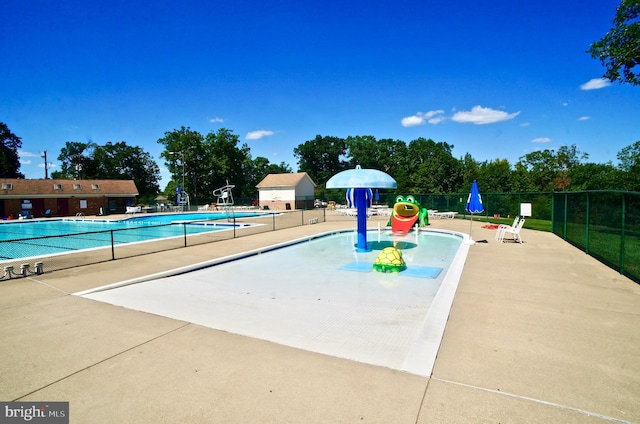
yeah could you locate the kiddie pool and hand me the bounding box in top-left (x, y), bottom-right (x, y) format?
top-left (76, 228), bottom-right (470, 377)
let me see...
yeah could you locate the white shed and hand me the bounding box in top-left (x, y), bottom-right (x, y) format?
top-left (256, 172), bottom-right (317, 210)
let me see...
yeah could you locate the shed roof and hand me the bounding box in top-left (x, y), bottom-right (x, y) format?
top-left (256, 172), bottom-right (316, 188)
top-left (0, 179), bottom-right (139, 198)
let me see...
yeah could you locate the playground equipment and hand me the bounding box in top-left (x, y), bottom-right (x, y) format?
top-left (387, 195), bottom-right (428, 233)
top-left (326, 165), bottom-right (397, 252)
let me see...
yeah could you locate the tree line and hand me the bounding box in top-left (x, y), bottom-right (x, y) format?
top-left (2, 121), bottom-right (639, 206)
top-left (296, 135), bottom-right (640, 199)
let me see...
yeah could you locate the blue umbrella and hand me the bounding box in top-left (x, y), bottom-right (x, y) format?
top-left (465, 180), bottom-right (483, 242)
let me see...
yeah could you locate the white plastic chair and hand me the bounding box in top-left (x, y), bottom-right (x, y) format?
top-left (495, 216), bottom-right (519, 240)
top-left (499, 218), bottom-right (525, 243)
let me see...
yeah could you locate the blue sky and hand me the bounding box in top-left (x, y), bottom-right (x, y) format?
top-left (2, 0), bottom-right (639, 187)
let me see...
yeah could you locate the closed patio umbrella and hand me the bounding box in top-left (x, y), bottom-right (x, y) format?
top-left (465, 180), bottom-right (484, 244)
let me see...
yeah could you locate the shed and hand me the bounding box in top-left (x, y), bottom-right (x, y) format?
top-left (256, 172), bottom-right (317, 210)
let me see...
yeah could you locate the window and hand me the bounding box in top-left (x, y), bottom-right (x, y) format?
top-left (91, 184), bottom-right (100, 190)
top-left (1, 183), bottom-right (12, 190)
top-left (53, 184), bottom-right (63, 190)
top-left (73, 184), bottom-right (82, 190)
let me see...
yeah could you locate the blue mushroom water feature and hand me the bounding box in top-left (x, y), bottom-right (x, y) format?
top-left (326, 165), bottom-right (397, 252)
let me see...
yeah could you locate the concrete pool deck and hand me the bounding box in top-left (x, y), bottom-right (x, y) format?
top-left (1, 213), bottom-right (639, 423)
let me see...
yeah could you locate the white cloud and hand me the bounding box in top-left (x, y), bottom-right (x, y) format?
top-left (450, 105), bottom-right (520, 125)
top-left (580, 78), bottom-right (611, 90)
top-left (532, 137), bottom-right (552, 143)
top-left (520, 122), bottom-right (531, 127)
top-left (209, 117), bottom-right (224, 123)
top-left (578, 116), bottom-right (591, 121)
top-left (246, 130), bottom-right (274, 140)
top-left (401, 110), bottom-right (445, 127)
top-left (18, 150), bottom-right (41, 157)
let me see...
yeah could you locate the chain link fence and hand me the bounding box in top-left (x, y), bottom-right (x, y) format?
top-left (552, 191), bottom-right (640, 284)
top-left (380, 192), bottom-right (554, 222)
top-left (388, 190), bottom-right (638, 284)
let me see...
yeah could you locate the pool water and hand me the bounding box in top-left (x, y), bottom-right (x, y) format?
top-left (0, 212), bottom-right (261, 260)
top-left (78, 229), bottom-right (469, 377)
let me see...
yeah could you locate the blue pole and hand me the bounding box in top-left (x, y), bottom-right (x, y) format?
top-left (355, 188), bottom-right (369, 251)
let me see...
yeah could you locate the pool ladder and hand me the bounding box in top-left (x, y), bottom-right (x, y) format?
top-left (76, 212), bottom-right (85, 220)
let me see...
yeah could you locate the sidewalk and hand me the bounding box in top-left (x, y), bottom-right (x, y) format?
top-left (1, 215), bottom-right (638, 423)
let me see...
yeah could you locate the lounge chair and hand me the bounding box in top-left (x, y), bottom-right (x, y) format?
top-left (125, 206), bottom-right (142, 214)
top-left (498, 218), bottom-right (525, 243)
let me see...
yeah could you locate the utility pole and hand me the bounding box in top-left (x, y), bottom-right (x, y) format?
top-left (41, 151), bottom-right (49, 179)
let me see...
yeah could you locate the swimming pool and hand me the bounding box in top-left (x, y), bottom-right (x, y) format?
top-left (0, 212), bottom-right (263, 260)
top-left (78, 229), bottom-right (470, 377)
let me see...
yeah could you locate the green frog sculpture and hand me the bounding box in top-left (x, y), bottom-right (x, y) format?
top-left (387, 195), bottom-right (428, 232)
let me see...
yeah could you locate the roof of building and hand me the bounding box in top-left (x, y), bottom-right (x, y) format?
top-left (0, 179), bottom-right (139, 198)
top-left (256, 172), bottom-right (317, 188)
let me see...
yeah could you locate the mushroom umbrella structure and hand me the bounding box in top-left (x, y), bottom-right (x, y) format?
top-left (326, 165), bottom-right (397, 251)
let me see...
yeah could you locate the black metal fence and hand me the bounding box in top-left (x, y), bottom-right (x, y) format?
top-left (0, 209), bottom-right (326, 280)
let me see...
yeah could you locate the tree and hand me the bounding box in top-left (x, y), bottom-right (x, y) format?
top-left (94, 142), bottom-right (160, 199)
top-left (294, 135), bottom-right (348, 186)
top-left (568, 162), bottom-right (626, 190)
top-left (157, 126), bottom-right (205, 200)
top-left (460, 153), bottom-right (480, 191)
top-left (52, 141), bottom-right (96, 179)
top-left (53, 140), bottom-right (160, 200)
top-left (201, 128), bottom-right (251, 202)
top-left (344, 135), bottom-right (410, 190)
top-left (158, 127), bottom-right (255, 204)
top-left (478, 159), bottom-right (514, 192)
top-left (588, 0), bottom-right (640, 85)
top-left (616, 140), bottom-right (640, 189)
top-left (405, 138), bottom-right (462, 193)
top-left (0, 122), bottom-right (24, 178)
top-left (517, 145), bottom-right (588, 191)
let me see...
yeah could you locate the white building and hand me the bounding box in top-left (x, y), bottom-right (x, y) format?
top-left (256, 172), bottom-right (317, 210)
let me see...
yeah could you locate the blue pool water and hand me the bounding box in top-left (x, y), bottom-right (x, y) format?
top-left (0, 212), bottom-right (263, 260)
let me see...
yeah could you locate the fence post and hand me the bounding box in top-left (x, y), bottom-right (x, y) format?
top-left (620, 193), bottom-right (626, 275)
top-left (551, 192), bottom-right (555, 234)
top-left (110, 230), bottom-right (115, 260)
top-left (183, 223), bottom-right (187, 247)
top-left (585, 192), bottom-right (590, 254)
top-left (563, 193), bottom-right (568, 240)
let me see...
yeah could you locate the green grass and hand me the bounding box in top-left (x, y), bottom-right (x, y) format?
top-left (457, 215), bottom-right (552, 232)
